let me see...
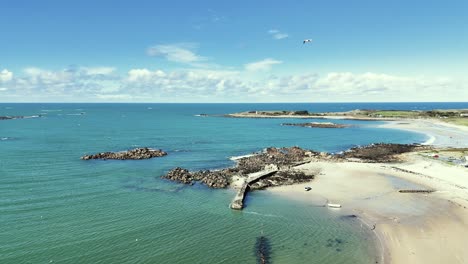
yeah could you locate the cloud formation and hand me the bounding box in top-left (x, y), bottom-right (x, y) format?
top-left (147, 43), bottom-right (207, 65)
top-left (268, 29), bottom-right (289, 40)
top-left (0, 69), bottom-right (13, 82)
top-left (245, 58), bottom-right (283, 72)
top-left (1, 66), bottom-right (465, 102)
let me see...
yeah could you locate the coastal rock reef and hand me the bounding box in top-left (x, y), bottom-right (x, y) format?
top-left (337, 143), bottom-right (429, 162)
top-left (81, 147), bottom-right (167, 160)
top-left (161, 143), bottom-right (428, 189)
top-left (161, 147), bottom-right (319, 188)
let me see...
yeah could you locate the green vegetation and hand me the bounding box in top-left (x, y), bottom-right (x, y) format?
top-left (444, 118), bottom-right (468, 127)
top-left (371, 111), bottom-right (421, 118)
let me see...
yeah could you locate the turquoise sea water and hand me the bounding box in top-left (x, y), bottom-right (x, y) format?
top-left (1, 103), bottom-right (467, 264)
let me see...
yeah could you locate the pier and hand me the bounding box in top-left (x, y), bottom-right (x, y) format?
top-left (230, 165), bottom-right (278, 210)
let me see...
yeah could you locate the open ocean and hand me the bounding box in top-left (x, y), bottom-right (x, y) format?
top-left (1, 102), bottom-right (467, 264)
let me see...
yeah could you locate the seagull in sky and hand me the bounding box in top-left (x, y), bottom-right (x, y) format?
top-left (303, 39), bottom-right (313, 44)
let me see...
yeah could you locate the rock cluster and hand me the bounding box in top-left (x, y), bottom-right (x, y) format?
top-left (237, 147), bottom-right (317, 174)
top-left (1, 115), bottom-right (42, 120)
top-left (160, 143), bottom-right (427, 189)
top-left (162, 167), bottom-right (193, 184)
top-left (0, 116), bottom-right (24, 120)
top-left (337, 143), bottom-right (428, 162)
top-left (161, 167), bottom-right (232, 188)
top-left (81, 147), bottom-right (167, 160)
top-left (249, 170), bottom-right (315, 190)
top-left (161, 146), bottom-right (318, 188)
top-left (281, 122), bottom-right (349, 128)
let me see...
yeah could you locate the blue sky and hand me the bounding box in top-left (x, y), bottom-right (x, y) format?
top-left (1, 0), bottom-right (467, 102)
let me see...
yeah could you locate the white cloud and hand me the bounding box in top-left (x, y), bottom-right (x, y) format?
top-left (0, 69), bottom-right (13, 82)
top-left (1, 66), bottom-right (466, 102)
top-left (147, 43), bottom-right (207, 64)
top-left (95, 94), bottom-right (134, 100)
top-left (127, 68), bottom-right (166, 82)
top-left (81, 67), bottom-right (115, 76)
top-left (245, 58), bottom-right (283, 72)
top-left (268, 29), bottom-right (289, 40)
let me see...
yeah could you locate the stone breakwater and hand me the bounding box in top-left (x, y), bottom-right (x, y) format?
top-left (281, 122), bottom-right (350, 128)
top-left (81, 147), bottom-right (167, 160)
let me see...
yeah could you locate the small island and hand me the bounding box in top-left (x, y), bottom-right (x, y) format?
top-left (226, 109), bottom-right (468, 126)
top-left (282, 122), bottom-right (350, 128)
top-left (81, 147), bottom-right (167, 160)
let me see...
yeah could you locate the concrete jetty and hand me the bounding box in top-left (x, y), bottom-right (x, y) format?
top-left (230, 165), bottom-right (278, 210)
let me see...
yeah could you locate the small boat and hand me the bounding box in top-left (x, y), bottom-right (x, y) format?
top-left (304, 186), bottom-right (312, 191)
top-left (327, 203), bottom-right (342, 208)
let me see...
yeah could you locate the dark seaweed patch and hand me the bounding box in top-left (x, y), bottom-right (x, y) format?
top-left (255, 236), bottom-right (271, 264)
top-left (325, 238), bottom-right (346, 252)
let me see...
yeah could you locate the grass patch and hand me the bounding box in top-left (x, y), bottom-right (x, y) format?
top-left (372, 111), bottom-right (421, 118)
top-left (443, 118), bottom-right (468, 127)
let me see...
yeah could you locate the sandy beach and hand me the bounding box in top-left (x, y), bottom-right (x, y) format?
top-left (268, 120), bottom-right (468, 264)
top-left (381, 119), bottom-right (468, 147)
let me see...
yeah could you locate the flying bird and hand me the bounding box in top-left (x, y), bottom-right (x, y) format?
top-left (303, 39), bottom-right (313, 44)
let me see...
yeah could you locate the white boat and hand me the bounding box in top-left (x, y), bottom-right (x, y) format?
top-left (304, 186), bottom-right (312, 191)
top-left (327, 203), bottom-right (342, 208)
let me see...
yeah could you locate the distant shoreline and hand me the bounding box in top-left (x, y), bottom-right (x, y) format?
top-left (224, 109), bottom-right (468, 126)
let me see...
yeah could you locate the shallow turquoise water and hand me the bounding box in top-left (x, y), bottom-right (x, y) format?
top-left (2, 103), bottom-right (464, 263)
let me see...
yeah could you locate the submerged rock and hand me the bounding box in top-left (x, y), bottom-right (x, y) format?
top-left (255, 236), bottom-right (271, 264)
top-left (81, 147), bottom-right (167, 160)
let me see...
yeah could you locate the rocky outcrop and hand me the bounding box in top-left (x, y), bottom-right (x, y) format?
top-left (337, 143), bottom-right (429, 162)
top-left (282, 122), bottom-right (350, 128)
top-left (81, 147), bottom-right (167, 160)
top-left (249, 170), bottom-right (315, 190)
top-left (161, 146), bottom-right (318, 188)
top-left (162, 167), bottom-right (193, 184)
top-left (236, 147), bottom-right (317, 174)
top-left (0, 116), bottom-right (22, 120)
top-left (1, 115), bottom-right (42, 120)
top-left (161, 143), bottom-right (429, 188)
top-left (161, 167), bottom-right (232, 188)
